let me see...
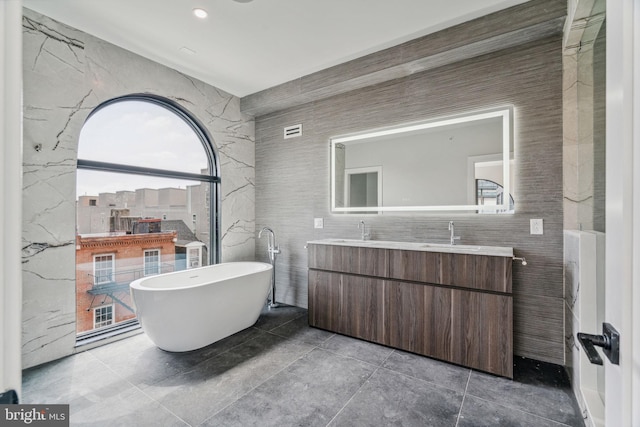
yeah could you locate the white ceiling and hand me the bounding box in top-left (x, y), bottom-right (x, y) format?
top-left (22, 0), bottom-right (530, 98)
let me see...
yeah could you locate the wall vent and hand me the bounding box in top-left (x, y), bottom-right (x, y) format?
top-left (284, 124), bottom-right (302, 139)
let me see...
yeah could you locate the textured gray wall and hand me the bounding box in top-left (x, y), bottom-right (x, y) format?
top-left (256, 36), bottom-right (565, 364)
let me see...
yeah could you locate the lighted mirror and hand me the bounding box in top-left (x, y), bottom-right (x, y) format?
top-left (330, 107), bottom-right (515, 214)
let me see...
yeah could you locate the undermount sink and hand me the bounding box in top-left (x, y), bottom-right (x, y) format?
top-left (420, 243), bottom-right (482, 251)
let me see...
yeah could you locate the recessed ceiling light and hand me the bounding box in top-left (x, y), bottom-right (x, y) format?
top-left (193, 8), bottom-right (208, 19)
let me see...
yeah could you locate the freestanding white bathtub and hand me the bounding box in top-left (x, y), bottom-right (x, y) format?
top-left (130, 262), bottom-right (272, 352)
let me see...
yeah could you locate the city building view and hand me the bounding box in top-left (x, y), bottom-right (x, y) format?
top-left (75, 185), bottom-right (209, 334)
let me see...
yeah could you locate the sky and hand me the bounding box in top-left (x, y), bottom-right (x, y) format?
top-left (76, 100), bottom-right (209, 197)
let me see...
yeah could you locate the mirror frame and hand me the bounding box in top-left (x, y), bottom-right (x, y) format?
top-left (330, 106), bottom-right (514, 213)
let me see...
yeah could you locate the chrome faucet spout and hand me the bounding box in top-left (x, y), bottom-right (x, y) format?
top-left (448, 221), bottom-right (461, 245)
top-left (358, 220), bottom-right (371, 241)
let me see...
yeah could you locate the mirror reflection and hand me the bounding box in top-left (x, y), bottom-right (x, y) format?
top-left (331, 107), bottom-right (515, 214)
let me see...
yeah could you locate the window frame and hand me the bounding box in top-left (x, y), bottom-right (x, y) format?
top-left (144, 249), bottom-right (161, 276)
top-left (76, 94), bottom-right (221, 264)
top-left (93, 304), bottom-right (114, 329)
top-left (188, 247), bottom-right (201, 269)
top-left (93, 253), bottom-right (115, 285)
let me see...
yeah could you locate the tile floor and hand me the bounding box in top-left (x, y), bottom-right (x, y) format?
top-left (22, 305), bottom-right (585, 426)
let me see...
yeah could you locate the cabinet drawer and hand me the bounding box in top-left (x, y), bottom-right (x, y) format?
top-left (308, 244), bottom-right (388, 277)
top-left (389, 249), bottom-right (511, 293)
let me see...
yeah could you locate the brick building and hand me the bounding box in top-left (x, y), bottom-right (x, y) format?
top-left (75, 224), bottom-right (178, 334)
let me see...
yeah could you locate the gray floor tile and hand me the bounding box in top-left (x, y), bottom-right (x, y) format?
top-left (329, 367), bottom-right (463, 427)
top-left (382, 349), bottom-right (471, 393)
top-left (21, 351), bottom-right (132, 414)
top-left (143, 332), bottom-right (313, 426)
top-left (253, 303), bottom-right (307, 332)
top-left (466, 369), bottom-right (584, 426)
top-left (89, 326), bottom-right (264, 389)
top-left (321, 333), bottom-right (394, 366)
top-left (270, 314), bottom-right (335, 346)
top-left (458, 395), bottom-right (572, 427)
top-left (71, 386), bottom-right (188, 427)
top-left (21, 308), bottom-right (585, 427)
top-left (202, 348), bottom-right (376, 427)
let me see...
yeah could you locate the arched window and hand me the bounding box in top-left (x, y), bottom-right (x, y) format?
top-left (75, 94), bottom-right (220, 338)
top-left (476, 179), bottom-right (514, 213)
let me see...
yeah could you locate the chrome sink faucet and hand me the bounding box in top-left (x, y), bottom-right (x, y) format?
top-left (448, 221), bottom-right (461, 245)
top-left (358, 220), bottom-right (370, 241)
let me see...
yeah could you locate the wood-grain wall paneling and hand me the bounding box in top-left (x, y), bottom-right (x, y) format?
top-left (385, 280), bottom-right (452, 361)
top-left (451, 289), bottom-right (513, 378)
top-left (308, 270), bottom-right (341, 331)
top-left (513, 293), bottom-right (564, 362)
top-left (255, 103), bottom-right (318, 308)
top-left (341, 275), bottom-right (386, 344)
top-left (388, 249), bottom-right (439, 283)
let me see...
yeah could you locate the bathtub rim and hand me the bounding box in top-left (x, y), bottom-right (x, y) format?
top-left (129, 261), bottom-right (272, 292)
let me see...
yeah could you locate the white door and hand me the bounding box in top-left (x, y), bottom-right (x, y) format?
top-left (604, 0), bottom-right (639, 425)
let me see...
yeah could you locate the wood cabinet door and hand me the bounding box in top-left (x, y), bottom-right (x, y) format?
top-left (451, 289), bottom-right (513, 378)
top-left (309, 269), bottom-right (385, 343)
top-left (341, 275), bottom-right (385, 344)
top-left (308, 270), bottom-right (341, 332)
top-left (385, 280), bottom-right (452, 361)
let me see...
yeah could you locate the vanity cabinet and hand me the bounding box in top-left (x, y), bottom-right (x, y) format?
top-left (308, 242), bottom-right (513, 378)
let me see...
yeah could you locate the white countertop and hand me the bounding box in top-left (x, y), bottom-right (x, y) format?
top-left (307, 238), bottom-right (514, 257)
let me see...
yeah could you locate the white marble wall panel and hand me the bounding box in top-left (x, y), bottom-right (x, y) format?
top-left (22, 8), bottom-right (255, 368)
top-left (563, 229), bottom-right (603, 427)
top-left (564, 231), bottom-right (581, 318)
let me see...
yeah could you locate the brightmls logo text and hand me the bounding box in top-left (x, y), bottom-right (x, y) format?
top-left (0, 405), bottom-right (69, 426)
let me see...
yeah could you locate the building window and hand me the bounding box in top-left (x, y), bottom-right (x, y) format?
top-left (94, 254), bottom-right (114, 284)
top-left (188, 247), bottom-right (201, 269)
top-left (94, 304), bottom-right (114, 328)
top-left (144, 249), bottom-right (161, 276)
top-left (89, 199), bottom-right (97, 206)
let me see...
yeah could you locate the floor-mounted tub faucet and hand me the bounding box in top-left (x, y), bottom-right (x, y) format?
top-left (259, 227), bottom-right (280, 308)
top-left (358, 220), bottom-right (370, 241)
top-left (448, 221), bottom-right (461, 245)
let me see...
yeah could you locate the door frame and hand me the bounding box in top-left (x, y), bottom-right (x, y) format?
top-left (605, 0), bottom-right (639, 425)
top-left (0, 0), bottom-right (24, 400)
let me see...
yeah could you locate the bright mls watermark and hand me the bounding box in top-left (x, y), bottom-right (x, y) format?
top-left (0, 405), bottom-right (69, 426)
